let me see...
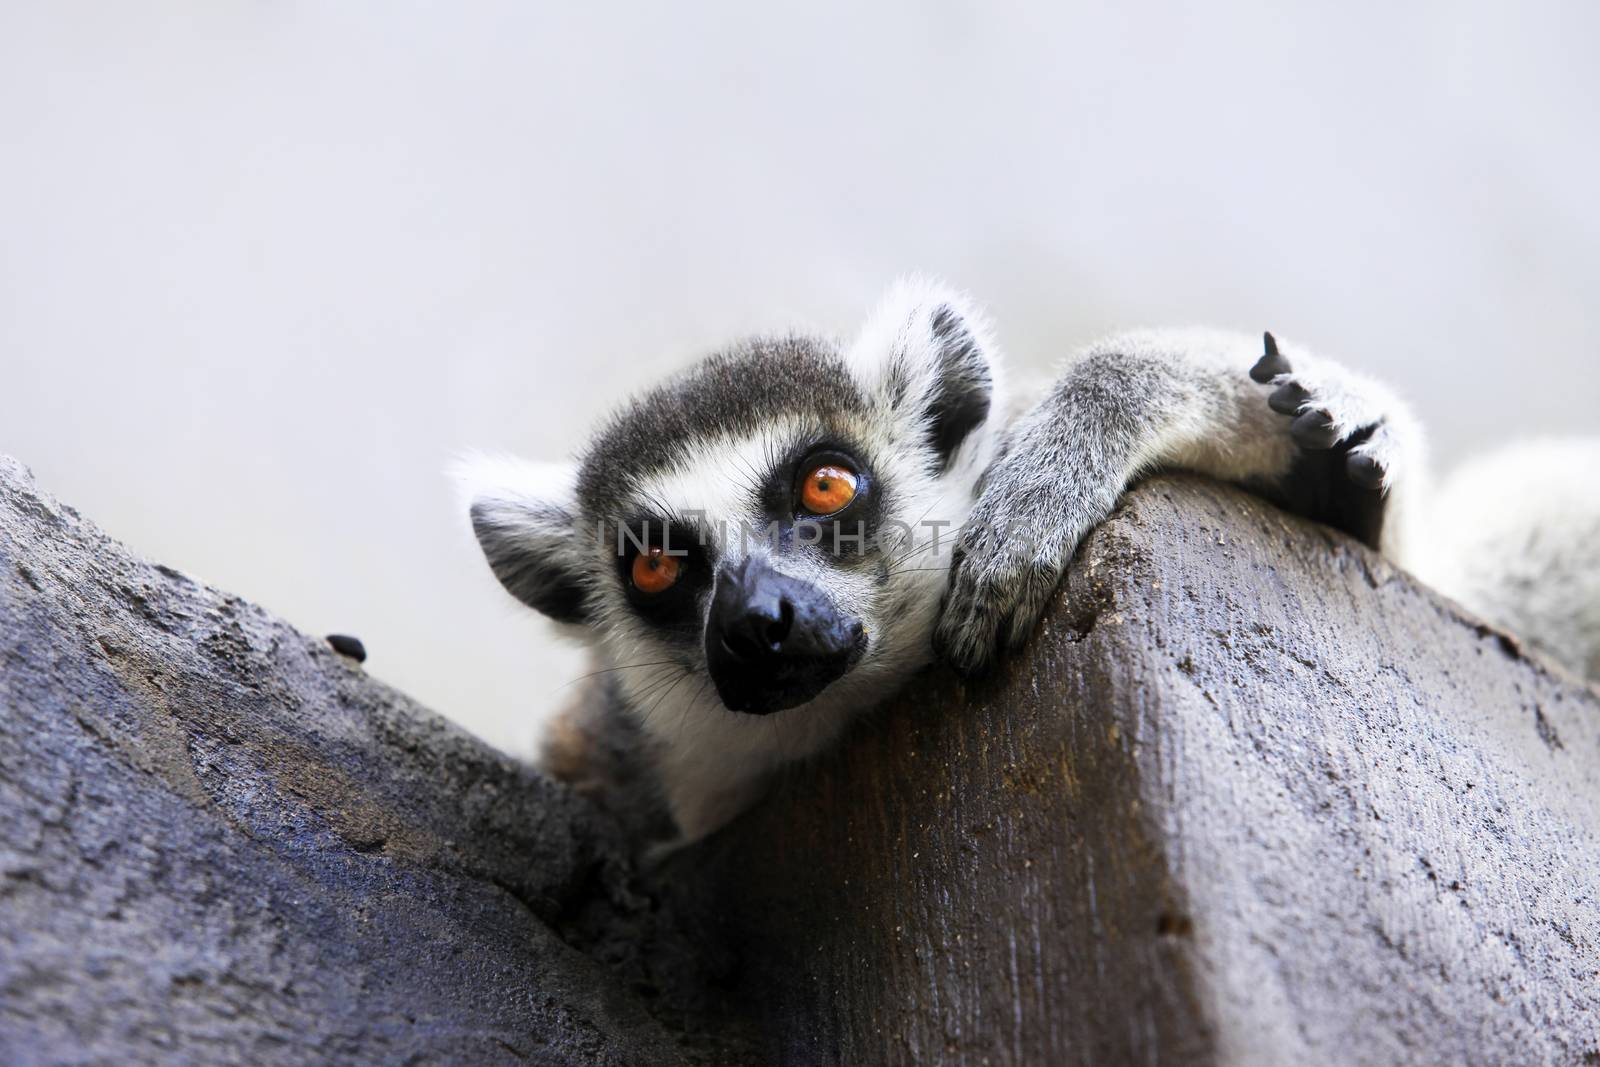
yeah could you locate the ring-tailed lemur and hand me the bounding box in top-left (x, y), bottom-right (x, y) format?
top-left (462, 280), bottom-right (1600, 842)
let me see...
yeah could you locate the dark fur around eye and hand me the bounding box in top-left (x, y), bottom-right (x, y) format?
top-left (612, 516), bottom-right (715, 624)
top-left (779, 445), bottom-right (883, 559)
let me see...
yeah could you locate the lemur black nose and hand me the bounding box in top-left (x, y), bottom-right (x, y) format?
top-left (705, 557), bottom-right (865, 715)
top-left (720, 594), bottom-right (796, 660)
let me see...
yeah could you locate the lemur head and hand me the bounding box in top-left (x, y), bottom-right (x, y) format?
top-left (462, 281), bottom-right (1006, 837)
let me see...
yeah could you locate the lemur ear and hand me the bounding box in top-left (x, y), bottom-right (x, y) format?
top-left (847, 279), bottom-right (1001, 469)
top-left (456, 455), bottom-right (591, 626)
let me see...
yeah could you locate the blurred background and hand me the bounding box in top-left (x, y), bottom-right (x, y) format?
top-left (4, 2), bottom-right (1597, 754)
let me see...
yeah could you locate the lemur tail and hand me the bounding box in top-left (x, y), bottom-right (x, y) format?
top-left (1412, 438), bottom-right (1600, 682)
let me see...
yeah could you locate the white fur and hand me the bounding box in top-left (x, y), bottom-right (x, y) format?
top-left (612, 424), bottom-right (988, 837)
top-left (1408, 439), bottom-right (1600, 680)
top-left (452, 452), bottom-right (578, 516)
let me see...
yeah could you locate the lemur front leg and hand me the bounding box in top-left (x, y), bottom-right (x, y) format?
top-left (934, 328), bottom-right (1420, 675)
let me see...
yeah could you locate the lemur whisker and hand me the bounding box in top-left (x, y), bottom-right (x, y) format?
top-left (628, 667), bottom-right (684, 702)
top-left (886, 538), bottom-right (941, 570)
top-left (884, 502), bottom-right (954, 571)
top-left (642, 669), bottom-right (697, 729)
top-left (558, 659), bottom-right (683, 689)
top-left (730, 451), bottom-right (768, 496)
top-left (884, 538), bottom-right (952, 576)
top-left (673, 677), bottom-right (713, 747)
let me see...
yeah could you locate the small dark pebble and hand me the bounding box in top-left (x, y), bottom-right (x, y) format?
top-left (326, 634), bottom-right (367, 663)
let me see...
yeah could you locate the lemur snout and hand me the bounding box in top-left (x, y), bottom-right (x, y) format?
top-left (705, 557), bottom-right (865, 715)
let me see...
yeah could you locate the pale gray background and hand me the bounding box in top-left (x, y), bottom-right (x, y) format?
top-left (4, 2), bottom-right (1597, 753)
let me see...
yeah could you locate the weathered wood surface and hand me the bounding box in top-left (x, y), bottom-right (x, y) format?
top-left (4, 453), bottom-right (1599, 1066)
top-left (679, 476), bottom-right (1600, 1066)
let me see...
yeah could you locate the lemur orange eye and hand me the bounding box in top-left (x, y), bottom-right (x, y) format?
top-left (800, 464), bottom-right (858, 515)
top-left (630, 547), bottom-right (681, 594)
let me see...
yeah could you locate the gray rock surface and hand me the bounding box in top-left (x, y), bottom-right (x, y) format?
top-left (0, 456), bottom-right (706, 1066)
top-left (5, 454), bottom-right (1599, 1066)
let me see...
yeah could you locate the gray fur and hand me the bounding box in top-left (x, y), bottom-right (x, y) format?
top-left (467, 477), bottom-right (592, 624)
top-left (1409, 439), bottom-right (1600, 681)
top-left (936, 326), bottom-right (1423, 673)
top-left (577, 335), bottom-right (869, 516)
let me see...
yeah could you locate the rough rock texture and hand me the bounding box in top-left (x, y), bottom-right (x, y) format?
top-left (4, 455), bottom-right (1599, 1066)
top-left (681, 477), bottom-right (1600, 1066)
top-left (0, 456), bottom-right (714, 1067)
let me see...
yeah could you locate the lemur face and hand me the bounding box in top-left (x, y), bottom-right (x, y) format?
top-left (463, 282), bottom-right (1005, 831)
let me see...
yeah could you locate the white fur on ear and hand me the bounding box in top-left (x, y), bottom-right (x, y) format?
top-left (453, 453), bottom-right (593, 625)
top-left (453, 452), bottom-right (578, 518)
top-left (845, 277), bottom-right (1007, 466)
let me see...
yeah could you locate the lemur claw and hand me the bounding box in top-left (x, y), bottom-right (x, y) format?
top-left (1250, 331), bottom-right (1292, 382)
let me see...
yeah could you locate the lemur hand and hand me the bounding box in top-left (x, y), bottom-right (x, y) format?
top-left (1251, 332), bottom-right (1406, 485)
top-left (933, 414), bottom-right (1114, 677)
top-left (932, 330), bottom-right (1420, 677)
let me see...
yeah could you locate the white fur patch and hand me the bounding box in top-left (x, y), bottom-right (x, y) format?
top-left (452, 451), bottom-right (579, 524)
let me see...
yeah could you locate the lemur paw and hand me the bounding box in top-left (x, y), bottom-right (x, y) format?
top-left (1251, 332), bottom-right (1409, 547)
top-left (1252, 332), bottom-right (1407, 490)
top-left (934, 470), bottom-right (1087, 676)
